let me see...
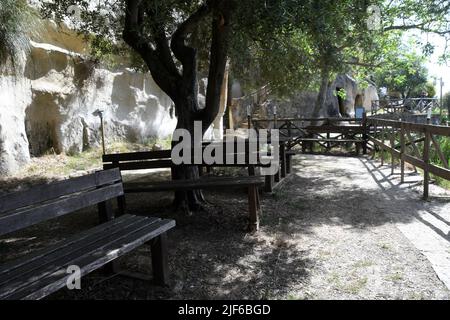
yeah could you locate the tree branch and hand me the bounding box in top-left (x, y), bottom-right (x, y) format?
top-left (171, 1), bottom-right (212, 72)
top-left (123, 0), bottom-right (179, 99)
top-left (201, 0), bottom-right (233, 131)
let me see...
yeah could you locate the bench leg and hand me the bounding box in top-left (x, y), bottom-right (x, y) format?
top-left (286, 155), bottom-right (292, 174)
top-left (274, 171), bottom-right (280, 183)
top-left (151, 233), bottom-right (169, 286)
top-left (248, 165), bottom-right (256, 176)
top-left (248, 186), bottom-right (260, 232)
top-left (280, 142), bottom-right (287, 178)
top-left (265, 175), bottom-right (274, 193)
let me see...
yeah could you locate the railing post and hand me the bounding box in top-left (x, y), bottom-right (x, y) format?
top-left (423, 127), bottom-right (430, 200)
top-left (362, 111), bottom-right (368, 155)
top-left (381, 125), bottom-right (385, 166)
top-left (390, 126), bottom-right (395, 175)
top-left (400, 122), bottom-right (405, 184)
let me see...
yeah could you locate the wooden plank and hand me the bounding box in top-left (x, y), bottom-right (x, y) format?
top-left (0, 216), bottom-right (170, 297)
top-left (124, 176), bottom-right (266, 193)
top-left (304, 126), bottom-right (364, 134)
top-left (103, 160), bottom-right (174, 170)
top-left (151, 233), bottom-right (169, 285)
top-left (3, 219), bottom-right (176, 300)
top-left (247, 186), bottom-right (259, 232)
top-left (0, 183), bottom-right (124, 237)
top-left (103, 150), bottom-right (172, 162)
top-left (0, 215), bottom-right (135, 277)
top-left (428, 164), bottom-right (450, 181)
top-left (293, 138), bottom-right (362, 143)
top-left (253, 117), bottom-right (360, 123)
top-left (0, 215), bottom-right (152, 286)
top-left (401, 123), bottom-right (405, 183)
top-left (390, 127), bottom-right (395, 174)
top-left (368, 119), bottom-right (450, 137)
top-left (280, 141), bottom-right (286, 178)
top-left (402, 154), bottom-right (426, 170)
top-left (368, 136), bottom-right (401, 158)
top-left (0, 169), bottom-right (121, 214)
top-left (405, 130), bottom-right (422, 159)
top-left (423, 130), bottom-right (431, 200)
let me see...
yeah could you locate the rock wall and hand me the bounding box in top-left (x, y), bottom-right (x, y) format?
top-left (0, 22), bottom-right (177, 175)
top-left (273, 75), bottom-right (379, 120)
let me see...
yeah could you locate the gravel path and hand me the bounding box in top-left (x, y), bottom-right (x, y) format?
top-left (1, 154), bottom-right (449, 300)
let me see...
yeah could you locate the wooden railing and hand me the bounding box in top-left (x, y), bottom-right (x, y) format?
top-left (251, 116), bottom-right (367, 154)
top-left (366, 118), bottom-right (450, 199)
top-left (371, 98), bottom-right (441, 115)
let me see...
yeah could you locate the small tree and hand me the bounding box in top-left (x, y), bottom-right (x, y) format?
top-left (0, 0), bottom-right (39, 66)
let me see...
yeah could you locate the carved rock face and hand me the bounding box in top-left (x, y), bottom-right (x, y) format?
top-left (0, 22), bottom-right (178, 175)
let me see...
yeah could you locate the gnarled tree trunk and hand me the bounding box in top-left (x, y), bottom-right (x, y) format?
top-left (123, 0), bottom-right (233, 213)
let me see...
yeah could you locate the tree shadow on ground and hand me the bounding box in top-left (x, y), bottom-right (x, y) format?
top-left (1, 154), bottom-right (449, 299)
top-left (357, 157), bottom-right (450, 243)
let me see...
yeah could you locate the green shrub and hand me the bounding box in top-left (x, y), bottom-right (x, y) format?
top-left (0, 0), bottom-right (39, 66)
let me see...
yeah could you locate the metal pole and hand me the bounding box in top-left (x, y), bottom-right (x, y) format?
top-left (93, 109), bottom-right (106, 155)
top-left (100, 114), bottom-right (106, 155)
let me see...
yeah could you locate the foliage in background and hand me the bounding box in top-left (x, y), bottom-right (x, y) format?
top-left (443, 92), bottom-right (450, 114)
top-left (0, 0), bottom-right (40, 66)
top-left (373, 43), bottom-right (430, 98)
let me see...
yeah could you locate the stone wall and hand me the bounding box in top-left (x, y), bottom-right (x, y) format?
top-left (0, 21), bottom-right (177, 175)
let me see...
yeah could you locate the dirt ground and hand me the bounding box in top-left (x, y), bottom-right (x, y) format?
top-left (1, 154), bottom-right (449, 300)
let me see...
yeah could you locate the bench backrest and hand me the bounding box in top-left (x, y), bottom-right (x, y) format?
top-left (0, 168), bottom-right (123, 237)
top-left (103, 142), bottom-right (274, 171)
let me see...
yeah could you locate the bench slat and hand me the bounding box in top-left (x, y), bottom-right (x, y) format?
top-left (0, 183), bottom-right (124, 237)
top-left (0, 215), bottom-right (135, 276)
top-left (103, 150), bottom-right (172, 162)
top-left (0, 169), bottom-right (121, 214)
top-left (103, 160), bottom-right (174, 170)
top-left (296, 138), bottom-right (361, 143)
top-left (124, 176), bottom-right (266, 193)
top-left (0, 215), bottom-right (155, 286)
top-left (0, 216), bottom-right (169, 298)
top-left (2, 218), bottom-right (175, 300)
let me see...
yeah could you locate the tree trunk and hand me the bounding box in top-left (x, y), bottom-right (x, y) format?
top-left (122, 0), bottom-right (233, 214)
top-left (171, 94), bottom-right (206, 213)
top-left (311, 68), bottom-right (330, 125)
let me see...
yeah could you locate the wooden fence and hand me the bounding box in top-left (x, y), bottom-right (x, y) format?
top-left (366, 118), bottom-right (450, 200)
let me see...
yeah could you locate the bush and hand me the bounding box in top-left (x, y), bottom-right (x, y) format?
top-left (443, 92), bottom-right (450, 115)
top-left (0, 0), bottom-right (39, 66)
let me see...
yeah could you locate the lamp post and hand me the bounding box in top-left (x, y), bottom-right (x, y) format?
top-left (247, 105), bottom-right (252, 130)
top-left (92, 109), bottom-right (106, 155)
top-left (273, 105), bottom-right (277, 129)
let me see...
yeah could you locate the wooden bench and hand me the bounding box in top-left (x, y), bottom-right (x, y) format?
top-left (103, 148), bottom-right (277, 192)
top-left (0, 168), bottom-right (175, 300)
top-left (125, 176), bottom-right (265, 232)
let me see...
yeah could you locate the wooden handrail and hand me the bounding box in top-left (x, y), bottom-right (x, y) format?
top-left (366, 118), bottom-right (450, 200)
